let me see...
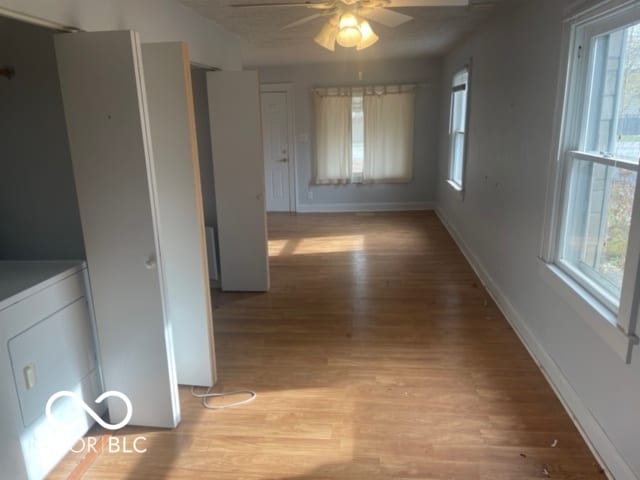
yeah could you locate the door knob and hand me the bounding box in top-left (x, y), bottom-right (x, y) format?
top-left (279, 158), bottom-right (289, 163)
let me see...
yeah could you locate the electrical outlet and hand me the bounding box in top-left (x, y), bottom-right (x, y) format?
top-left (23, 364), bottom-right (36, 390)
top-left (308, 190), bottom-right (313, 200)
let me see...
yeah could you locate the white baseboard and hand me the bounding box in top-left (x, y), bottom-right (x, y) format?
top-left (295, 201), bottom-right (435, 213)
top-left (435, 208), bottom-right (637, 480)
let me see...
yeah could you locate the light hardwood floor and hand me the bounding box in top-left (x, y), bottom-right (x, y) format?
top-left (50, 211), bottom-right (604, 479)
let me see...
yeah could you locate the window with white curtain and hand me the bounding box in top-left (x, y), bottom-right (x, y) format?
top-left (313, 89), bottom-right (353, 184)
top-left (313, 85), bottom-right (415, 184)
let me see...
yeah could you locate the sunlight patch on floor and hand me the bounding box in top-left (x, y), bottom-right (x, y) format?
top-left (269, 235), bottom-right (366, 256)
top-left (268, 239), bottom-right (289, 257)
top-left (294, 235), bottom-right (365, 255)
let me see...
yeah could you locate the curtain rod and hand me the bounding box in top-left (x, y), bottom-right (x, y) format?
top-left (311, 83), bottom-right (430, 96)
top-left (311, 82), bottom-right (430, 91)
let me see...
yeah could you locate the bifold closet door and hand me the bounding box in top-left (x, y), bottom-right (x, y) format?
top-left (55, 31), bottom-right (180, 428)
top-left (141, 42), bottom-right (217, 387)
top-left (207, 71), bottom-right (270, 291)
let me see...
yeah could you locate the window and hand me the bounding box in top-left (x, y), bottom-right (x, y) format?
top-left (447, 68), bottom-right (470, 190)
top-left (313, 86), bottom-right (415, 184)
top-left (351, 93), bottom-right (365, 179)
top-left (555, 11), bottom-right (640, 315)
top-left (545, 1), bottom-right (640, 352)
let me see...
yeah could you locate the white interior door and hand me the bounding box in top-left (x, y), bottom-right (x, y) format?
top-left (261, 91), bottom-right (291, 212)
top-left (207, 71), bottom-right (270, 292)
top-left (55, 31), bottom-right (180, 428)
top-left (142, 42), bottom-right (217, 388)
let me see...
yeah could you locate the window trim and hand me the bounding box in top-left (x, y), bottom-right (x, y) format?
top-left (556, 151), bottom-right (639, 314)
top-left (447, 64), bottom-right (471, 195)
top-left (541, 0), bottom-right (640, 363)
top-left (538, 261), bottom-right (638, 362)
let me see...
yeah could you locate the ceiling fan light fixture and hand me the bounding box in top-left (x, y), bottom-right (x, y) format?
top-left (314, 19), bottom-right (338, 51)
top-left (336, 12), bottom-right (362, 47)
top-left (338, 11), bottom-right (359, 29)
top-left (356, 20), bottom-right (378, 50)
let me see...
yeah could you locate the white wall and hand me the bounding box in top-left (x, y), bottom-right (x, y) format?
top-left (0, 16), bottom-right (85, 260)
top-left (259, 57), bottom-right (441, 212)
top-left (436, 1), bottom-right (640, 478)
top-left (0, 0), bottom-right (241, 70)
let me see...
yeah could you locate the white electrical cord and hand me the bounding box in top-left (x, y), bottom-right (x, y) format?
top-left (190, 386), bottom-right (256, 409)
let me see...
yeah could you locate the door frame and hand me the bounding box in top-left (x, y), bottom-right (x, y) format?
top-left (260, 82), bottom-right (297, 213)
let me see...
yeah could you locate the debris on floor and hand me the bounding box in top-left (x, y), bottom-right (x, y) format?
top-left (551, 439), bottom-right (558, 448)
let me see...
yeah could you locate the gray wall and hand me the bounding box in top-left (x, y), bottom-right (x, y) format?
top-left (0, 17), bottom-right (85, 259)
top-left (436, 1), bottom-right (640, 477)
top-left (191, 66), bottom-right (217, 226)
top-left (258, 57), bottom-right (442, 211)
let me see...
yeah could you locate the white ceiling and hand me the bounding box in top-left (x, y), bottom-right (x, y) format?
top-left (179, 0), bottom-right (504, 66)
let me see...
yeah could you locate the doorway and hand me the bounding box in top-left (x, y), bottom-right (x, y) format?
top-left (260, 84), bottom-right (296, 212)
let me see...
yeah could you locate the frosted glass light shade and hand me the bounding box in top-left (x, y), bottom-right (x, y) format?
top-left (314, 20), bottom-right (338, 51)
top-left (315, 13), bottom-right (379, 51)
top-left (337, 27), bottom-right (361, 47)
top-left (356, 20), bottom-right (378, 50)
top-left (338, 12), bottom-right (359, 29)
top-left (336, 12), bottom-right (361, 48)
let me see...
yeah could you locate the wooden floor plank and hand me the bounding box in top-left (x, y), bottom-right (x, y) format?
top-left (48, 211), bottom-right (604, 479)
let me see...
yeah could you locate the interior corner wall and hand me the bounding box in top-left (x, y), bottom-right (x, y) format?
top-left (436, 1), bottom-right (640, 478)
top-left (258, 57), bottom-right (442, 212)
top-left (191, 66), bottom-right (217, 227)
top-left (0, 0), bottom-right (242, 70)
top-left (0, 16), bottom-right (85, 260)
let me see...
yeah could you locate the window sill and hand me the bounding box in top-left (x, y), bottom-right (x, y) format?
top-left (447, 179), bottom-right (464, 195)
top-left (538, 259), bottom-right (637, 363)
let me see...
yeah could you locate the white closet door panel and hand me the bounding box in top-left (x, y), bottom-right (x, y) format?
top-left (142, 42), bottom-right (216, 387)
top-left (55, 31), bottom-right (180, 428)
top-left (206, 71), bottom-right (270, 292)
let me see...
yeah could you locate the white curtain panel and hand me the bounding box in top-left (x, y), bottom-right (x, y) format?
top-left (363, 89), bottom-right (415, 183)
top-left (313, 92), bottom-right (352, 184)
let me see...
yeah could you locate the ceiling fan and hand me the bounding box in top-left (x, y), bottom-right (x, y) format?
top-left (231, 0), bottom-right (470, 51)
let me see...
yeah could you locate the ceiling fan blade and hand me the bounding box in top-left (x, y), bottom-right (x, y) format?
top-left (386, 0), bottom-right (468, 6)
top-left (283, 12), bottom-right (326, 29)
top-left (359, 8), bottom-right (413, 27)
top-left (230, 1), bottom-right (330, 7)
